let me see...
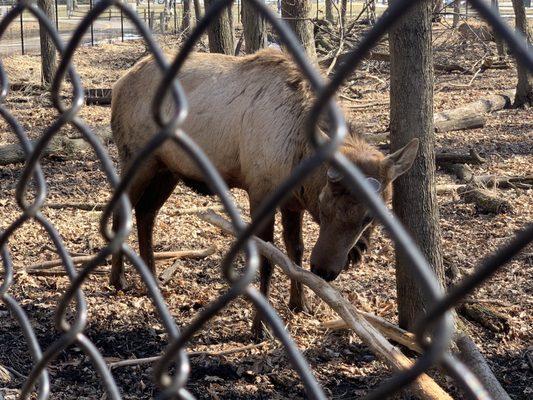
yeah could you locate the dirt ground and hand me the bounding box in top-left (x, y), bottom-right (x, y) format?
top-left (0, 20), bottom-right (532, 400)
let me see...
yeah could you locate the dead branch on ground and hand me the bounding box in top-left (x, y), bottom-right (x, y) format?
top-left (109, 341), bottom-right (269, 369)
top-left (25, 246), bottom-right (215, 272)
top-left (200, 211), bottom-right (452, 400)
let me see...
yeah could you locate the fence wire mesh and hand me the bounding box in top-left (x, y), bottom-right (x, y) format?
top-left (0, 0), bottom-right (532, 399)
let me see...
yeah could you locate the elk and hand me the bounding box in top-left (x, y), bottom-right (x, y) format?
top-left (110, 49), bottom-right (418, 337)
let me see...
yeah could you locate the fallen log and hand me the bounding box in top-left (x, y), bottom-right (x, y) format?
top-left (457, 185), bottom-right (512, 214)
top-left (436, 149), bottom-right (486, 166)
top-left (434, 115), bottom-right (485, 133)
top-left (0, 128), bottom-right (112, 166)
top-left (0, 136), bottom-right (90, 166)
top-left (472, 175), bottom-right (533, 190)
top-left (456, 335), bottom-right (512, 400)
top-left (320, 50), bottom-right (468, 73)
top-left (439, 163), bottom-right (474, 182)
top-left (361, 90), bottom-right (515, 142)
top-left (45, 202), bottom-right (107, 211)
top-left (200, 211), bottom-right (453, 400)
top-left (109, 340), bottom-right (269, 369)
top-left (434, 90), bottom-right (515, 122)
top-left (458, 303), bottom-right (510, 333)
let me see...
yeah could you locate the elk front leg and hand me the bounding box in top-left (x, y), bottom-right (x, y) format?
top-left (249, 197), bottom-right (275, 340)
top-left (281, 207), bottom-right (308, 313)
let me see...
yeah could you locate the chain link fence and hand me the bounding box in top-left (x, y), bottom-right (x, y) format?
top-left (0, 0), bottom-right (532, 398)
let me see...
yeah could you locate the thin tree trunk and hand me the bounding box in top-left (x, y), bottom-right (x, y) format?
top-left (37, 0), bottom-right (57, 86)
top-left (452, 0), bottom-right (460, 28)
top-left (325, 0), bottom-right (335, 23)
top-left (511, 0), bottom-right (533, 106)
top-left (181, 0), bottom-right (191, 30)
top-left (389, 0), bottom-right (445, 330)
top-left (193, 0), bottom-right (202, 22)
top-left (204, 0), bottom-right (234, 54)
top-left (367, 0), bottom-right (376, 24)
top-left (242, 0), bottom-right (268, 54)
top-left (227, 5), bottom-right (234, 44)
top-left (433, 0), bottom-right (443, 21)
top-left (492, 0), bottom-right (506, 59)
top-left (281, 0), bottom-right (317, 60)
top-left (340, 0), bottom-right (347, 27)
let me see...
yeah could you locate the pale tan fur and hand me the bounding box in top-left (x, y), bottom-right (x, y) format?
top-left (110, 48), bottom-right (418, 304)
top-left (112, 49), bottom-right (381, 214)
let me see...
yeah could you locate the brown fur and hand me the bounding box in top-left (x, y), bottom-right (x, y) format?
top-left (109, 49), bottom-right (419, 337)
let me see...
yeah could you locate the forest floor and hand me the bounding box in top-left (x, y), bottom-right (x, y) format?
top-left (0, 20), bottom-right (532, 400)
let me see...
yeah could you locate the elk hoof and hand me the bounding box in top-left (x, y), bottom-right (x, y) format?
top-left (288, 298), bottom-right (310, 314)
top-left (251, 317), bottom-right (268, 342)
top-left (109, 274), bottom-right (129, 292)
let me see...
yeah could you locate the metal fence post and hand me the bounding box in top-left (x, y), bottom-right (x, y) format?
top-left (19, 10), bottom-right (24, 55)
top-left (148, 0), bottom-right (151, 29)
top-left (90, 0), bottom-right (94, 45)
top-left (54, 0), bottom-right (59, 31)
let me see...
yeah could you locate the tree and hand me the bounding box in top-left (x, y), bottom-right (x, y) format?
top-left (452, 0), bottom-right (460, 28)
top-left (281, 0), bottom-right (317, 59)
top-left (204, 0), bottom-right (234, 54)
top-left (389, 0), bottom-right (445, 330)
top-left (193, 0), bottom-right (202, 22)
top-left (340, 0), bottom-right (348, 28)
top-left (432, 0), bottom-right (443, 21)
top-left (325, 0), bottom-right (335, 23)
top-left (242, 0), bottom-right (268, 54)
top-left (37, 0), bottom-right (57, 86)
top-left (181, 0), bottom-right (191, 30)
top-left (511, 0), bottom-right (533, 107)
top-left (492, 0), bottom-right (506, 60)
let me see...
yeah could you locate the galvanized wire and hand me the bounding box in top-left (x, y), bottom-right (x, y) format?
top-left (0, 0), bottom-right (532, 399)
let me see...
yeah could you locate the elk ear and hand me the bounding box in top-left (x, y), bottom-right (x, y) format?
top-left (383, 138), bottom-right (419, 181)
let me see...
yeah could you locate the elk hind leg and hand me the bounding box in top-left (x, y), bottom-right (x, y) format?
top-left (135, 169), bottom-right (179, 277)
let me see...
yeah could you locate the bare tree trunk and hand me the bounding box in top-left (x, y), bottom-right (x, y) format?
top-left (432, 0), bottom-right (443, 21)
top-left (242, 0), bottom-right (268, 54)
top-left (492, 0), bottom-right (506, 59)
top-left (227, 5), bottom-right (234, 44)
top-left (204, 0), bottom-right (234, 54)
top-left (511, 0), bottom-right (533, 107)
top-left (325, 0), bottom-right (335, 23)
top-left (281, 0), bottom-right (317, 60)
top-left (182, 0), bottom-right (191, 30)
top-left (452, 0), bottom-right (460, 28)
top-left (37, 0), bottom-right (57, 86)
top-left (367, 0), bottom-right (376, 24)
top-left (193, 0), bottom-right (202, 22)
top-left (389, 0), bottom-right (445, 330)
top-left (340, 0), bottom-right (347, 27)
